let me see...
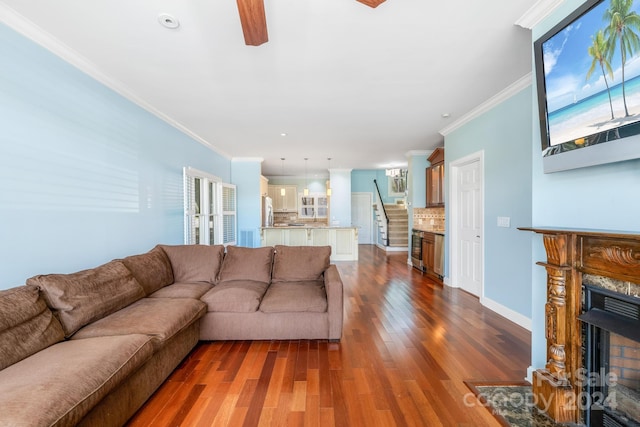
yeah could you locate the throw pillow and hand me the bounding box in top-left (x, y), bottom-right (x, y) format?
top-left (217, 246), bottom-right (274, 284)
top-left (272, 245), bottom-right (331, 282)
top-left (27, 260), bottom-right (145, 337)
top-left (159, 244), bottom-right (224, 283)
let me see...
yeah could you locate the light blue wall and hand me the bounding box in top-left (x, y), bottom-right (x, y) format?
top-left (0, 23), bottom-right (231, 289)
top-left (408, 153), bottom-right (429, 237)
top-left (351, 170), bottom-right (400, 204)
top-left (444, 87), bottom-right (533, 319)
top-left (266, 177), bottom-right (327, 195)
top-left (529, 0), bottom-right (640, 370)
top-left (330, 170), bottom-right (352, 226)
top-left (410, 154), bottom-right (429, 209)
top-left (351, 170), bottom-right (378, 194)
top-left (231, 160), bottom-right (262, 247)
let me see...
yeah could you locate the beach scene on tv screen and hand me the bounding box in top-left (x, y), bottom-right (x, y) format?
top-left (543, 0), bottom-right (640, 147)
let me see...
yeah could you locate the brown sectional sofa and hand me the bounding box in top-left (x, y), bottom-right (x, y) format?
top-left (0, 244), bottom-right (343, 427)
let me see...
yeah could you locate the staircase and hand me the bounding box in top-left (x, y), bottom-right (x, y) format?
top-left (374, 201), bottom-right (408, 248)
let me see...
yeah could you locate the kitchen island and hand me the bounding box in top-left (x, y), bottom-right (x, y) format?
top-left (260, 225), bottom-right (358, 261)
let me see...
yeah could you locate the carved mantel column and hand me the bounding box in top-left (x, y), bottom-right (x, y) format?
top-left (533, 232), bottom-right (577, 423)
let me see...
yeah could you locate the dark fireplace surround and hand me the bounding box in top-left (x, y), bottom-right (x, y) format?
top-left (522, 228), bottom-right (640, 426)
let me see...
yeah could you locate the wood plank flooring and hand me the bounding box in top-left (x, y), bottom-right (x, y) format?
top-left (127, 245), bottom-right (530, 426)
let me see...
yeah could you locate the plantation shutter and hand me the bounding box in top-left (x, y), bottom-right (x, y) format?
top-left (222, 183), bottom-right (237, 245)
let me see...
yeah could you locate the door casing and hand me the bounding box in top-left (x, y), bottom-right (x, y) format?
top-left (448, 150), bottom-right (484, 298)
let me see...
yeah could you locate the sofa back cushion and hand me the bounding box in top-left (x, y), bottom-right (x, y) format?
top-left (159, 244), bottom-right (224, 284)
top-left (27, 260), bottom-right (145, 337)
top-left (218, 246), bottom-right (274, 284)
top-left (121, 246), bottom-right (174, 295)
top-left (272, 245), bottom-right (331, 282)
top-left (0, 285), bottom-right (64, 370)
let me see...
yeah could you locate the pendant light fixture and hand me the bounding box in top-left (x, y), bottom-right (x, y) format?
top-left (280, 158), bottom-right (286, 196)
top-left (326, 157), bottom-right (332, 196)
top-left (303, 158), bottom-right (309, 196)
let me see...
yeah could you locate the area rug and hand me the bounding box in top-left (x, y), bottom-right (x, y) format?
top-left (464, 381), bottom-right (578, 427)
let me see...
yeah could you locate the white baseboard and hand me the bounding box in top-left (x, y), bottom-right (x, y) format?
top-left (480, 296), bottom-right (532, 331)
top-left (385, 247), bottom-right (408, 252)
top-left (443, 276), bottom-right (454, 287)
top-left (376, 243), bottom-right (408, 253)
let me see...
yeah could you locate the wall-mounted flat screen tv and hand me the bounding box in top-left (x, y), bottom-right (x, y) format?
top-left (534, 0), bottom-right (640, 173)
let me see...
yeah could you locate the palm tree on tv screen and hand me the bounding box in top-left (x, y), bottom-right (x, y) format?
top-left (604, 0), bottom-right (640, 117)
top-left (588, 29), bottom-right (616, 119)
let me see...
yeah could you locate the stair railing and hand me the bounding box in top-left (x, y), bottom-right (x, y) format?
top-left (373, 179), bottom-right (389, 246)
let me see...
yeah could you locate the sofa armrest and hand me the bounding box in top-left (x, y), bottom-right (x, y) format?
top-left (324, 265), bottom-right (343, 341)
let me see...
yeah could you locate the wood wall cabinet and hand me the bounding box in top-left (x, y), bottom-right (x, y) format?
top-left (268, 185), bottom-right (297, 212)
top-left (426, 147), bottom-right (444, 207)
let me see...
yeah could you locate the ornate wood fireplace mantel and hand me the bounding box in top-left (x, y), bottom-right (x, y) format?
top-left (520, 227), bottom-right (640, 424)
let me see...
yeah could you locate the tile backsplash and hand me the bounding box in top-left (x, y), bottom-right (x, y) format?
top-left (413, 207), bottom-right (445, 231)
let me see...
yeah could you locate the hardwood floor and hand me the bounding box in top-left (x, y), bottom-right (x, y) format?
top-left (127, 245), bottom-right (530, 426)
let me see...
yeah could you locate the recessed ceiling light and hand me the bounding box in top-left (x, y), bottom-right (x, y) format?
top-left (441, 113), bottom-right (451, 118)
top-left (280, 133), bottom-right (287, 137)
top-left (158, 13), bottom-right (180, 29)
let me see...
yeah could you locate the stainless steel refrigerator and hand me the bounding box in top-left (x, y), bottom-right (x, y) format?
top-left (262, 196), bottom-right (273, 227)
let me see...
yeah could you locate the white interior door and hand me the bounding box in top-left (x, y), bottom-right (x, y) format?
top-left (451, 153), bottom-right (483, 297)
top-left (351, 193), bottom-right (373, 244)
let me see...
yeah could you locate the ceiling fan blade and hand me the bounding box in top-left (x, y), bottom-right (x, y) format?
top-left (237, 0), bottom-right (269, 46)
top-left (356, 0), bottom-right (386, 7)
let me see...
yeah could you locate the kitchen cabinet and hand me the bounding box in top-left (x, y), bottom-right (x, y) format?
top-left (426, 147), bottom-right (444, 207)
top-left (421, 231), bottom-right (443, 282)
top-left (268, 185), bottom-right (298, 212)
top-left (299, 193), bottom-right (328, 219)
top-left (422, 233), bottom-right (435, 275)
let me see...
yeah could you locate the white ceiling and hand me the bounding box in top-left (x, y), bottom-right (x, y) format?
top-left (0, 0), bottom-right (539, 177)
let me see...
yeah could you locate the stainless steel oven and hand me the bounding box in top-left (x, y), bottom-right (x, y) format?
top-left (411, 229), bottom-right (424, 271)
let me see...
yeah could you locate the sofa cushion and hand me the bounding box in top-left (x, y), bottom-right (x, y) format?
top-left (0, 285), bottom-right (65, 370)
top-left (259, 281), bottom-right (328, 313)
top-left (71, 297), bottom-right (206, 350)
top-left (121, 246), bottom-right (174, 295)
top-left (159, 244), bottom-right (224, 283)
top-left (272, 245), bottom-right (331, 282)
top-left (27, 260), bottom-right (146, 337)
top-left (201, 280), bottom-right (269, 313)
top-left (148, 282), bottom-right (213, 299)
top-left (0, 334), bottom-right (153, 427)
top-left (218, 246), bottom-right (274, 284)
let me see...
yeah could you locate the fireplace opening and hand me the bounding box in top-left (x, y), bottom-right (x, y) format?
top-left (581, 284), bottom-right (640, 427)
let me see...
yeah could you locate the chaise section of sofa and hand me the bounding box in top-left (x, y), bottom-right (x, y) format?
top-left (0, 284), bottom-right (157, 427)
top-left (11, 253), bottom-right (207, 427)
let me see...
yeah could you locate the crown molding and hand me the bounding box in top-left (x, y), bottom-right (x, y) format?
top-left (439, 72), bottom-right (532, 137)
top-left (0, 3), bottom-right (228, 158)
top-left (515, 0), bottom-right (564, 30)
top-left (405, 150), bottom-right (430, 158)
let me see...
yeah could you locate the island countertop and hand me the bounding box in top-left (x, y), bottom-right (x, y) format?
top-left (261, 225), bottom-right (357, 229)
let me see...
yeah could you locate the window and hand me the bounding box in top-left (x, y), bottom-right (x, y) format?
top-left (183, 167), bottom-right (236, 246)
